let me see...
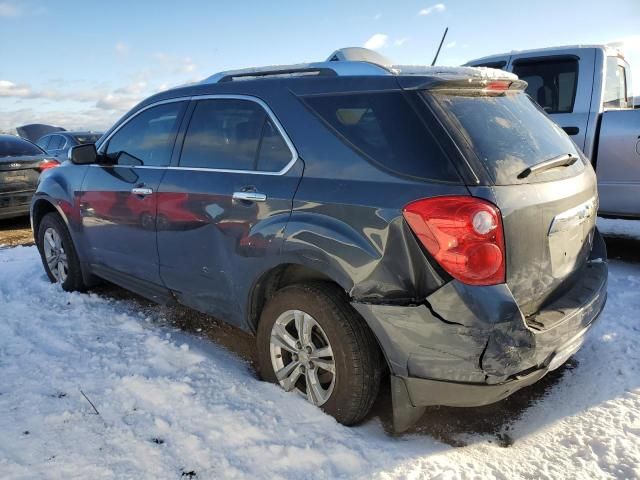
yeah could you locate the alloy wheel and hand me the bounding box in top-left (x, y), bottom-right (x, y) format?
top-left (269, 309), bottom-right (336, 406)
top-left (43, 227), bottom-right (68, 283)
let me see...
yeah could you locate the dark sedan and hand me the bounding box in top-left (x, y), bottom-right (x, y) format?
top-left (36, 131), bottom-right (103, 161)
top-left (0, 135), bottom-right (58, 220)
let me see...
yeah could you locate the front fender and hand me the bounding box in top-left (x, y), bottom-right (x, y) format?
top-left (31, 164), bottom-right (89, 257)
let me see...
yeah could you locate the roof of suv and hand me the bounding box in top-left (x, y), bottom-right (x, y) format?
top-left (138, 47), bottom-right (517, 107)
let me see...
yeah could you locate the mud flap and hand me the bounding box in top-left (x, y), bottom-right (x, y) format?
top-left (391, 376), bottom-right (426, 433)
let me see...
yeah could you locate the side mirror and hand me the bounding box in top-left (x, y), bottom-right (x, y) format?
top-left (69, 143), bottom-right (98, 165)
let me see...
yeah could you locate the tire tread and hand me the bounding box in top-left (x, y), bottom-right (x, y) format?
top-left (257, 281), bottom-right (382, 425)
top-left (37, 212), bottom-right (86, 292)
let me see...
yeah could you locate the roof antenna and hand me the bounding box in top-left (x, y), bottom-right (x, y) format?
top-left (431, 27), bottom-right (449, 66)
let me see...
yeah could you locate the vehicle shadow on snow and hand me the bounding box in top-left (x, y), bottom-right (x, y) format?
top-left (94, 281), bottom-right (578, 448)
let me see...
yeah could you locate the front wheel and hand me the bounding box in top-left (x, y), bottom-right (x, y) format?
top-left (37, 212), bottom-right (86, 291)
top-left (257, 282), bottom-right (382, 425)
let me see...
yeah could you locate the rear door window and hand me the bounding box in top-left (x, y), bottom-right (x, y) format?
top-left (303, 91), bottom-right (460, 182)
top-left (427, 89), bottom-right (584, 185)
top-left (105, 102), bottom-right (185, 166)
top-left (179, 98), bottom-right (293, 172)
top-left (512, 58), bottom-right (578, 113)
top-left (256, 118), bottom-right (292, 171)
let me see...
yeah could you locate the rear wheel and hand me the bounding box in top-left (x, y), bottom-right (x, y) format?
top-left (37, 213), bottom-right (86, 291)
top-left (257, 282), bottom-right (382, 425)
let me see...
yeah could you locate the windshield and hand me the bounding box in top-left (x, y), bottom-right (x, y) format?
top-left (73, 134), bottom-right (102, 145)
top-left (0, 136), bottom-right (45, 157)
top-left (426, 90), bottom-right (585, 185)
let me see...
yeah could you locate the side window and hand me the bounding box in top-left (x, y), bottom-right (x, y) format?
top-left (36, 136), bottom-right (51, 150)
top-left (256, 118), bottom-right (292, 171)
top-left (512, 58), bottom-right (578, 114)
top-left (303, 91), bottom-right (460, 182)
top-left (48, 135), bottom-right (65, 150)
top-left (105, 102), bottom-right (185, 166)
top-left (604, 57), bottom-right (630, 109)
top-left (180, 98), bottom-right (290, 172)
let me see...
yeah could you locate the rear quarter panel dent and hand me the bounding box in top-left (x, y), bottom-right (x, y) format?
top-left (283, 211), bottom-right (444, 301)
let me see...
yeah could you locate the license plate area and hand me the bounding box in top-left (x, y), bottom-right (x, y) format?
top-left (547, 197), bottom-right (597, 279)
top-left (3, 170), bottom-right (29, 182)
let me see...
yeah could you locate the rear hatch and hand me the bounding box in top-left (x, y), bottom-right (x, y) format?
top-left (0, 156), bottom-right (42, 194)
top-left (423, 79), bottom-right (597, 316)
top-left (0, 136), bottom-right (49, 196)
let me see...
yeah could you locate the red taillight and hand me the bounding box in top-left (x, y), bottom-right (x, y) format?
top-left (402, 196), bottom-right (505, 286)
top-left (39, 159), bottom-right (60, 172)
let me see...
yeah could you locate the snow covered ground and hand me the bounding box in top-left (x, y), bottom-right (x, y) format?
top-left (1, 246), bottom-right (640, 479)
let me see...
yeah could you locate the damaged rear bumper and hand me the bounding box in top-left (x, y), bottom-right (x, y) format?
top-left (352, 229), bottom-right (608, 431)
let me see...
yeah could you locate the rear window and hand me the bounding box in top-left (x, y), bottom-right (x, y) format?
top-left (603, 57), bottom-right (631, 109)
top-left (303, 91), bottom-right (460, 182)
top-left (73, 134), bottom-right (102, 145)
top-left (0, 136), bottom-right (44, 157)
top-left (427, 90), bottom-right (584, 185)
top-left (512, 58), bottom-right (578, 114)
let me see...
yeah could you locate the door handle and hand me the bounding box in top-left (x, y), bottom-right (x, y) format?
top-left (131, 187), bottom-right (153, 196)
top-left (232, 191), bottom-right (267, 202)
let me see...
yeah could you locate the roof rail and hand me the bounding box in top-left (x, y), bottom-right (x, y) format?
top-left (201, 47), bottom-right (395, 84)
top-left (202, 60), bottom-right (392, 84)
top-left (201, 47), bottom-right (517, 85)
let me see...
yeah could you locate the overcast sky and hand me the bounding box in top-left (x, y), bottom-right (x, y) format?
top-left (1, 0), bottom-right (638, 132)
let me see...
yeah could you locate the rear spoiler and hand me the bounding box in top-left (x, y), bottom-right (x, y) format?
top-left (397, 75), bottom-right (527, 93)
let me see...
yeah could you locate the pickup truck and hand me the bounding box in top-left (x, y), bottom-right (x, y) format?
top-left (467, 45), bottom-right (639, 218)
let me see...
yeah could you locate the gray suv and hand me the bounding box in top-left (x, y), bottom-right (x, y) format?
top-left (31, 48), bottom-right (608, 432)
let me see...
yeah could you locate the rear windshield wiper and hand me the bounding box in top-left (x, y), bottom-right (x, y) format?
top-left (517, 153), bottom-right (578, 179)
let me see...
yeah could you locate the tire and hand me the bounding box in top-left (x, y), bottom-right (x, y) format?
top-left (257, 282), bottom-right (382, 425)
top-left (36, 212), bottom-right (87, 292)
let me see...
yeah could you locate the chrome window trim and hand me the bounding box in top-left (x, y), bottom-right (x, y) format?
top-left (95, 94), bottom-right (299, 176)
top-left (95, 97), bottom-right (191, 153)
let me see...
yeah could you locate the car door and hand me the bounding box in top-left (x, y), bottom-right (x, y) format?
top-left (594, 56), bottom-right (640, 217)
top-left (156, 95), bottom-right (302, 326)
top-left (509, 50), bottom-right (595, 151)
top-left (79, 100), bottom-right (187, 288)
